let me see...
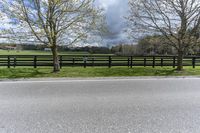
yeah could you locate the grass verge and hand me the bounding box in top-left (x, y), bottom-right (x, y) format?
top-left (0, 66), bottom-right (200, 79)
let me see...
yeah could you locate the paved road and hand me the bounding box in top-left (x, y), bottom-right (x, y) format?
top-left (0, 78), bottom-right (200, 133)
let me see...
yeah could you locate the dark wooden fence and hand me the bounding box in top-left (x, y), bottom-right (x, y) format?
top-left (1, 55), bottom-right (200, 68)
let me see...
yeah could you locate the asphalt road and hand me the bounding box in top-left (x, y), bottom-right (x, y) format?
top-left (0, 78), bottom-right (200, 133)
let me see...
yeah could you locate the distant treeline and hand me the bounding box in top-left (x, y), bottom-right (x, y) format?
top-left (2, 34), bottom-right (200, 56)
top-left (0, 44), bottom-right (112, 54)
top-left (111, 35), bottom-right (200, 56)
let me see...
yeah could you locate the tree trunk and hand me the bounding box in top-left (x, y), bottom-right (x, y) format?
top-left (176, 51), bottom-right (184, 71)
top-left (51, 46), bottom-right (60, 72)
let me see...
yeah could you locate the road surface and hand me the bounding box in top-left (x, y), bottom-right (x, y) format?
top-left (0, 78), bottom-right (200, 133)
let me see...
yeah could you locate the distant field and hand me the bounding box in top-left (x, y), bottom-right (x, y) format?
top-left (0, 49), bottom-right (113, 55)
top-left (0, 50), bottom-right (198, 67)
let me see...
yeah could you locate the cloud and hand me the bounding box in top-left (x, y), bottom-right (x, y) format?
top-left (0, 12), bottom-right (13, 29)
top-left (0, 0), bottom-right (130, 46)
top-left (95, 0), bottom-right (116, 10)
top-left (96, 0), bottom-right (129, 45)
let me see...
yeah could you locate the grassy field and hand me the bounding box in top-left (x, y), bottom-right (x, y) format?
top-left (0, 49), bottom-right (197, 66)
top-left (0, 66), bottom-right (199, 79)
top-left (0, 50), bottom-right (199, 79)
top-left (0, 50), bottom-right (113, 55)
top-left (0, 49), bottom-right (89, 55)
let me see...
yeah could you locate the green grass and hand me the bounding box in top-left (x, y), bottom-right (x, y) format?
top-left (0, 50), bottom-right (113, 56)
top-left (0, 50), bottom-right (90, 55)
top-left (0, 66), bottom-right (200, 79)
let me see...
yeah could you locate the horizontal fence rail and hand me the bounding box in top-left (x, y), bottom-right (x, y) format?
top-left (0, 55), bottom-right (200, 68)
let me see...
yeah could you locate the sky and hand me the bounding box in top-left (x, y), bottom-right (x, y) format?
top-left (95, 0), bottom-right (129, 45)
top-left (0, 0), bottom-right (130, 46)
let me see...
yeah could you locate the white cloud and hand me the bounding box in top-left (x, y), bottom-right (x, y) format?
top-left (1, 1), bottom-right (130, 45)
top-left (95, 0), bottom-right (130, 45)
top-left (0, 12), bottom-right (13, 29)
top-left (96, 0), bottom-right (116, 10)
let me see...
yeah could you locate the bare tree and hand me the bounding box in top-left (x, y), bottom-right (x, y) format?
top-left (127, 0), bottom-right (200, 71)
top-left (0, 11), bottom-right (5, 37)
top-left (1, 0), bottom-right (102, 72)
top-left (0, 11), bottom-right (10, 42)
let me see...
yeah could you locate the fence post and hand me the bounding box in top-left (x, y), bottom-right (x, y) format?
top-left (130, 56), bottom-right (133, 68)
top-left (109, 56), bottom-right (112, 68)
top-left (192, 57), bottom-right (196, 68)
top-left (173, 56), bottom-right (176, 68)
top-left (152, 56), bottom-right (155, 68)
top-left (14, 56), bottom-right (16, 68)
top-left (144, 58), bottom-right (146, 67)
top-left (128, 57), bottom-right (130, 68)
top-left (34, 56), bottom-right (37, 68)
top-left (7, 56), bottom-right (10, 68)
top-left (161, 58), bottom-right (163, 67)
top-left (59, 56), bottom-right (62, 69)
top-left (84, 56), bottom-right (87, 68)
top-left (92, 57), bottom-right (95, 67)
top-left (73, 58), bottom-right (75, 67)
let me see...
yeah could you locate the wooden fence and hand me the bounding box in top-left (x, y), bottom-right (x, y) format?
top-left (0, 55), bottom-right (200, 68)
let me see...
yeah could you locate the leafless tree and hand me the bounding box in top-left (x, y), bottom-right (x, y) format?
top-left (127, 0), bottom-right (200, 70)
top-left (1, 0), bottom-right (102, 72)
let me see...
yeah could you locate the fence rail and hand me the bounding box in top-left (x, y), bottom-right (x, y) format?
top-left (0, 55), bottom-right (200, 68)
